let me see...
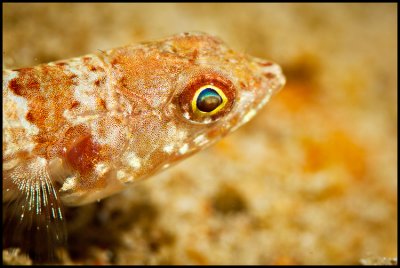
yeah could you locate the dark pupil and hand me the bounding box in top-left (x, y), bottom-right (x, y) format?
top-left (196, 88), bottom-right (222, 112)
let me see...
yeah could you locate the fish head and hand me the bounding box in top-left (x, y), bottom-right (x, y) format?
top-left (160, 32), bottom-right (286, 160)
top-left (57, 32), bottom-right (286, 205)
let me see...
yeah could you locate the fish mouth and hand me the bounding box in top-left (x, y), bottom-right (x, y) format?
top-left (222, 59), bottom-right (286, 134)
top-left (252, 59), bottom-right (286, 111)
top-left (252, 57), bottom-right (286, 94)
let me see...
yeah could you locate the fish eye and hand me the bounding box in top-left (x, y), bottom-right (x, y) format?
top-left (178, 72), bottom-right (236, 124)
top-left (192, 85), bottom-right (227, 115)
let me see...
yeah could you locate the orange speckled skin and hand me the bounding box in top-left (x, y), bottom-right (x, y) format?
top-left (3, 32), bottom-right (285, 206)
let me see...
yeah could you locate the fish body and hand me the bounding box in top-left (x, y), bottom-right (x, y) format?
top-left (2, 32), bottom-right (285, 261)
top-left (3, 32), bottom-right (285, 206)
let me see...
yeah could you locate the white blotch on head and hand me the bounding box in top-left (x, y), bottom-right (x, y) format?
top-left (162, 163), bottom-right (171, 169)
top-left (163, 144), bottom-right (174, 154)
top-left (125, 152), bottom-right (141, 169)
top-left (194, 134), bottom-right (208, 146)
top-left (117, 170), bottom-right (127, 180)
top-left (167, 124), bottom-right (177, 136)
top-left (95, 163), bottom-right (109, 176)
top-left (117, 170), bottom-right (134, 184)
top-left (202, 118), bottom-right (212, 124)
top-left (183, 112), bottom-right (190, 120)
top-left (256, 93), bottom-right (272, 110)
top-left (60, 176), bottom-right (77, 192)
top-left (179, 144), bottom-right (189, 154)
top-left (242, 109), bottom-right (257, 124)
top-left (176, 129), bottom-right (187, 140)
top-left (166, 123), bottom-right (186, 140)
top-left (36, 157), bottom-right (47, 166)
top-left (240, 91), bottom-right (255, 104)
top-left (164, 123), bottom-right (187, 154)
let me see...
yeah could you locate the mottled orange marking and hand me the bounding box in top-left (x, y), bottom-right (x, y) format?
top-left (9, 68), bottom-right (40, 96)
top-left (189, 49), bottom-right (199, 63)
top-left (8, 79), bottom-right (21, 94)
top-left (8, 65), bottom-right (79, 157)
top-left (9, 65), bottom-right (72, 133)
top-left (65, 135), bottom-right (101, 176)
top-left (25, 111), bottom-right (34, 122)
top-left (70, 101), bottom-right (80, 109)
top-left (97, 98), bottom-right (106, 110)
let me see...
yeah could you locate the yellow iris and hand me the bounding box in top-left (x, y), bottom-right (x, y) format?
top-left (191, 85), bottom-right (228, 116)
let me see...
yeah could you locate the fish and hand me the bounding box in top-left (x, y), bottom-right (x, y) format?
top-left (2, 32), bottom-right (285, 262)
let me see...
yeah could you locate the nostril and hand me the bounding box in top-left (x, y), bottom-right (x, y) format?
top-left (257, 62), bottom-right (286, 86)
top-left (257, 61), bottom-right (274, 67)
top-left (253, 59), bottom-right (286, 94)
top-left (253, 58), bottom-right (283, 77)
top-left (263, 72), bottom-right (277, 79)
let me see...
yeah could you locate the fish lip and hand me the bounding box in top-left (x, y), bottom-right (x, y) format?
top-left (222, 59), bottom-right (286, 133)
top-left (269, 64), bottom-right (286, 95)
top-left (254, 58), bottom-right (286, 102)
top-left (250, 56), bottom-right (286, 88)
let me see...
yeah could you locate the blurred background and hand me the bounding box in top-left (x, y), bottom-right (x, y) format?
top-left (3, 3), bottom-right (397, 265)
